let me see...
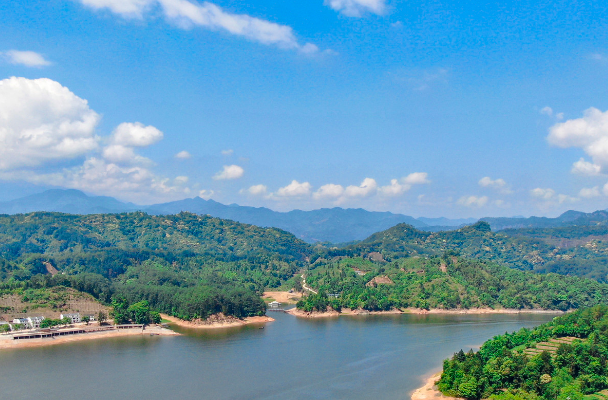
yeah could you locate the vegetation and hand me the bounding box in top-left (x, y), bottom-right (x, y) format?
top-left (322, 221), bottom-right (608, 282)
top-left (0, 212), bottom-right (310, 320)
top-left (438, 305), bottom-right (608, 400)
top-left (297, 255), bottom-right (608, 312)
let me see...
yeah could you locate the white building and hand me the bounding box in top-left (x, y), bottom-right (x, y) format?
top-left (60, 313), bottom-right (81, 323)
top-left (28, 316), bottom-right (45, 329)
top-left (12, 318), bottom-right (30, 328)
top-left (268, 301), bottom-right (281, 308)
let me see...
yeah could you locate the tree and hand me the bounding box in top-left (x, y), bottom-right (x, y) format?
top-left (82, 315), bottom-right (90, 325)
top-left (97, 311), bottom-right (107, 325)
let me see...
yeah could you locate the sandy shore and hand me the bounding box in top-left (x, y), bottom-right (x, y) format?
top-left (0, 325), bottom-right (179, 350)
top-left (286, 308), bottom-right (340, 318)
top-left (287, 307), bottom-right (563, 318)
top-left (262, 291), bottom-right (302, 304)
top-left (411, 373), bottom-right (460, 400)
top-left (161, 314), bottom-right (274, 329)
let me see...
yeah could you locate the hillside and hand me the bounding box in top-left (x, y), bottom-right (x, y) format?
top-left (297, 255), bottom-right (608, 312)
top-left (437, 305), bottom-right (608, 400)
top-left (331, 222), bottom-right (608, 281)
top-left (0, 212), bottom-right (313, 320)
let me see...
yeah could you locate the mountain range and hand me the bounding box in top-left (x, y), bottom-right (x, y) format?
top-left (2, 189), bottom-right (608, 243)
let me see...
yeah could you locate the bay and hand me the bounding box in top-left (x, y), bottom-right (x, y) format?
top-left (0, 312), bottom-right (556, 400)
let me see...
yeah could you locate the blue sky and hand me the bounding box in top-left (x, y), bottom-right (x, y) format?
top-left (1, 0), bottom-right (608, 218)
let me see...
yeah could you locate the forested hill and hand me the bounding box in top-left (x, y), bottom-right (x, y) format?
top-left (438, 305), bottom-right (608, 400)
top-left (330, 221), bottom-right (608, 282)
top-left (481, 209), bottom-right (608, 231)
top-left (0, 212), bottom-right (313, 321)
top-left (0, 212), bottom-right (312, 263)
top-left (297, 255), bottom-right (608, 312)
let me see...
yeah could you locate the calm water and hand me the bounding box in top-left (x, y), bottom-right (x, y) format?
top-left (0, 311), bottom-right (556, 400)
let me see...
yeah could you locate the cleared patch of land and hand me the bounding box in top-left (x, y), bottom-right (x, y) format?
top-left (262, 291), bottom-right (302, 304)
top-left (0, 287), bottom-right (109, 322)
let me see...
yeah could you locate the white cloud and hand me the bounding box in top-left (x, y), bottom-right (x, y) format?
top-left (2, 50), bottom-right (52, 67)
top-left (221, 149), bottom-right (233, 156)
top-left (457, 195), bottom-right (488, 208)
top-left (579, 186), bottom-right (601, 198)
top-left (478, 176), bottom-right (512, 194)
top-left (530, 188), bottom-right (556, 200)
top-left (240, 184), bottom-right (268, 197)
top-left (0, 77), bottom-right (194, 203)
top-left (403, 172), bottom-right (430, 185)
top-left (344, 178), bottom-right (378, 198)
top-left (378, 179), bottom-right (407, 196)
top-left (175, 150), bottom-right (191, 159)
top-left (548, 108), bottom-right (608, 171)
top-left (324, 0), bottom-right (386, 17)
top-left (212, 164), bottom-right (244, 180)
top-left (275, 180), bottom-right (312, 197)
top-left (110, 122), bottom-right (163, 147)
top-left (0, 77), bottom-right (100, 170)
top-left (79, 0), bottom-right (320, 52)
top-left (198, 189), bottom-right (214, 200)
top-left (174, 175), bottom-right (189, 184)
top-left (390, 68), bottom-right (449, 91)
top-left (540, 106), bottom-right (553, 116)
top-left (590, 53), bottom-right (608, 64)
top-left (313, 183), bottom-right (344, 200)
top-left (571, 158), bottom-right (601, 176)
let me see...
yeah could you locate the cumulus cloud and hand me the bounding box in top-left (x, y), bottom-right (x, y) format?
top-left (313, 183), bottom-right (344, 200)
top-left (344, 178), bottom-right (378, 197)
top-left (548, 108), bottom-right (608, 171)
top-left (221, 149), bottom-right (233, 156)
top-left (101, 122), bottom-right (163, 164)
top-left (530, 188), bottom-right (556, 200)
top-left (579, 186), bottom-right (601, 198)
top-left (378, 179), bottom-right (407, 196)
top-left (111, 122), bottom-right (163, 147)
top-left (213, 164), bottom-right (244, 180)
top-left (0, 77), bottom-right (192, 203)
top-left (0, 77), bottom-right (100, 170)
top-left (571, 158), bottom-right (601, 176)
top-left (2, 50), bottom-right (52, 67)
top-left (175, 150), bottom-right (191, 159)
top-left (540, 106), bottom-right (564, 120)
top-left (275, 180), bottom-right (312, 197)
top-left (79, 0), bottom-right (320, 52)
top-left (325, 0), bottom-right (386, 17)
top-left (478, 176), bottom-right (513, 194)
top-left (457, 195), bottom-right (488, 208)
top-left (198, 189), bottom-right (214, 200)
top-left (240, 184), bottom-right (268, 197)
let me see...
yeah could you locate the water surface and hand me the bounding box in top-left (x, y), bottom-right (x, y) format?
top-left (0, 312), bottom-right (556, 400)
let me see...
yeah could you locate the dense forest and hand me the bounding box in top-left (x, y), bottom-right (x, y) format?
top-left (0, 212), bottom-right (311, 320)
top-left (296, 255), bottom-right (608, 312)
top-left (438, 305), bottom-right (608, 400)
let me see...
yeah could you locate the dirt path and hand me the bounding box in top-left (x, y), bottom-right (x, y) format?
top-left (301, 275), bottom-right (317, 294)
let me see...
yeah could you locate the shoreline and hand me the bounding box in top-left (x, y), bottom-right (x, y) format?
top-left (161, 313), bottom-right (275, 329)
top-left (287, 307), bottom-right (564, 319)
top-left (0, 324), bottom-right (179, 350)
top-left (411, 373), bottom-right (461, 400)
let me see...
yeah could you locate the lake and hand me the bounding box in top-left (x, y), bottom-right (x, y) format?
top-left (0, 311), bottom-right (556, 400)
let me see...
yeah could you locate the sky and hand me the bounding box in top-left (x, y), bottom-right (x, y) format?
top-left (0, 0), bottom-right (608, 218)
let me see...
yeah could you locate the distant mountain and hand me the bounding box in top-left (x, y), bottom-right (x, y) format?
top-left (146, 197), bottom-right (429, 243)
top-left (0, 190), bottom-right (428, 243)
top-left (481, 210), bottom-right (608, 231)
top-left (0, 189), bottom-right (139, 215)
